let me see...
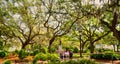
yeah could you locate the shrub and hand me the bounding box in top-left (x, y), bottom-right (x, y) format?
top-left (73, 54), bottom-right (79, 58)
top-left (15, 50), bottom-right (19, 54)
top-left (18, 49), bottom-right (28, 59)
top-left (32, 49), bottom-right (40, 56)
top-left (73, 47), bottom-right (79, 53)
top-left (97, 48), bottom-right (113, 53)
top-left (32, 59), bottom-right (37, 64)
top-left (90, 54), bottom-right (103, 59)
top-left (65, 47), bottom-right (70, 51)
top-left (40, 47), bottom-right (47, 54)
top-left (0, 51), bottom-right (7, 58)
top-left (4, 60), bottom-right (11, 64)
top-left (47, 53), bottom-right (60, 62)
top-left (112, 53), bottom-right (120, 60)
top-left (60, 59), bottom-right (98, 64)
top-left (91, 53), bottom-right (120, 60)
top-left (103, 53), bottom-right (120, 60)
top-left (103, 53), bottom-right (113, 60)
top-left (32, 53), bottom-right (47, 64)
top-left (50, 47), bottom-right (56, 52)
top-left (66, 60), bottom-right (78, 64)
top-left (34, 53), bottom-right (47, 60)
top-left (48, 58), bottom-right (98, 64)
top-left (82, 49), bottom-right (88, 53)
top-left (79, 59), bottom-right (98, 64)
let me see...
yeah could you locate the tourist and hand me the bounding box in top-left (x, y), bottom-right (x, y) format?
top-left (69, 50), bottom-right (73, 59)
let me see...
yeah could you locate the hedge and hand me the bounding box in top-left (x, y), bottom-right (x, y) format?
top-left (90, 53), bottom-right (120, 60)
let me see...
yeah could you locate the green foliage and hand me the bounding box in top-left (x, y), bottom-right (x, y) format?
top-left (71, 0), bottom-right (79, 2)
top-left (50, 47), bottom-right (56, 53)
top-left (0, 51), bottom-right (7, 58)
top-left (66, 60), bottom-right (78, 64)
top-left (0, 41), bottom-right (3, 50)
top-left (96, 48), bottom-right (113, 53)
top-left (82, 49), bottom-right (89, 53)
top-left (15, 50), bottom-right (19, 54)
top-left (32, 53), bottom-right (47, 64)
top-left (18, 49), bottom-right (28, 59)
top-left (64, 46), bottom-right (74, 52)
top-left (73, 53), bottom-right (79, 58)
top-left (4, 60), bottom-right (11, 64)
top-left (90, 54), bottom-right (103, 59)
top-left (60, 59), bottom-right (98, 64)
top-left (0, 8), bottom-right (8, 16)
top-left (47, 54), bottom-right (60, 64)
top-left (47, 53), bottom-right (60, 62)
top-left (73, 47), bottom-right (79, 53)
top-left (112, 54), bottom-right (120, 60)
top-left (40, 47), bottom-right (48, 54)
top-left (91, 53), bottom-right (120, 60)
top-left (33, 53), bottom-right (60, 64)
top-left (102, 53), bottom-right (113, 60)
top-left (32, 59), bottom-right (37, 64)
top-left (78, 59), bottom-right (98, 64)
top-left (34, 53), bottom-right (47, 61)
top-left (32, 49), bottom-right (40, 56)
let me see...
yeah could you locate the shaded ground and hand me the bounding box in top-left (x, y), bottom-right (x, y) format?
top-left (0, 56), bottom-right (120, 64)
top-left (95, 59), bottom-right (120, 64)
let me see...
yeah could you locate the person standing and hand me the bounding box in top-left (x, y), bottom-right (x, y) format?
top-left (69, 50), bottom-right (73, 59)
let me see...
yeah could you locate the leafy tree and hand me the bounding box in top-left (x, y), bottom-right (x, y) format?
top-left (0, 0), bottom-right (45, 49)
top-left (41, 0), bottom-right (84, 52)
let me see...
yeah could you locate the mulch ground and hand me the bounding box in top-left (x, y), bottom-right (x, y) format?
top-left (0, 56), bottom-right (33, 64)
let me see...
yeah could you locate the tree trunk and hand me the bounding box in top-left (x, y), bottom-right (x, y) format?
top-left (79, 38), bottom-right (82, 57)
top-left (21, 40), bottom-right (30, 49)
top-left (117, 45), bottom-right (119, 52)
top-left (90, 42), bottom-right (94, 53)
top-left (48, 36), bottom-right (56, 53)
top-left (79, 31), bottom-right (83, 58)
top-left (22, 44), bottom-right (27, 49)
top-left (113, 44), bottom-right (115, 52)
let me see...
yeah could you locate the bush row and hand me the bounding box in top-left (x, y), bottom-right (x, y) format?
top-left (48, 59), bottom-right (98, 64)
top-left (90, 53), bottom-right (120, 60)
top-left (96, 48), bottom-right (113, 53)
top-left (3, 59), bottom-right (98, 64)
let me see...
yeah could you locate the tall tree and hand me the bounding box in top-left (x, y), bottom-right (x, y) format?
top-left (41, 0), bottom-right (84, 52)
top-left (0, 0), bottom-right (45, 49)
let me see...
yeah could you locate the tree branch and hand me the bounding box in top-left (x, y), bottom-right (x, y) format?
top-left (93, 31), bottom-right (110, 43)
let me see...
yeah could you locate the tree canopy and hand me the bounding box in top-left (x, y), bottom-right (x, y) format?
top-left (0, 0), bottom-right (120, 53)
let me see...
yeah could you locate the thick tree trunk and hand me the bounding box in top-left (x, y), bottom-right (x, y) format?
top-left (21, 40), bottom-right (30, 49)
top-left (90, 42), bottom-right (94, 53)
top-left (80, 41), bottom-right (82, 57)
top-left (21, 43), bottom-right (28, 49)
top-left (48, 36), bottom-right (56, 53)
top-left (113, 44), bottom-right (115, 52)
top-left (117, 45), bottom-right (119, 52)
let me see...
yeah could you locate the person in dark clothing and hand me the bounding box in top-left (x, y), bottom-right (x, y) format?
top-left (60, 51), bottom-right (64, 60)
top-left (69, 50), bottom-right (73, 59)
